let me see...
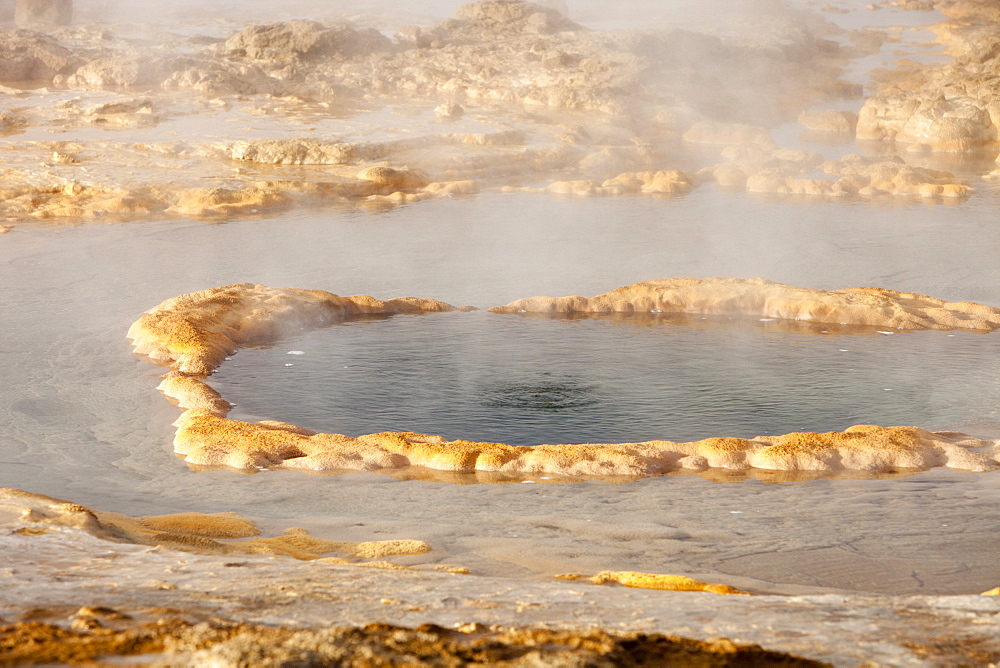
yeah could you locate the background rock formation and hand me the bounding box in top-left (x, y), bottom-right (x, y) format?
top-left (1, 0), bottom-right (989, 228)
top-left (489, 277), bottom-right (1000, 331)
top-left (856, 0), bottom-right (1000, 153)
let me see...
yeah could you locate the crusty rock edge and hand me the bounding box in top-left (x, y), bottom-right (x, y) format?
top-left (128, 280), bottom-right (1000, 477)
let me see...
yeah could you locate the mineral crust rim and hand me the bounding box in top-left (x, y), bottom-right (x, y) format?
top-left (127, 279), bottom-right (1000, 478)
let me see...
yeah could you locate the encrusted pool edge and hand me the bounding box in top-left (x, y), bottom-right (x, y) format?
top-left (129, 281), bottom-right (1000, 478)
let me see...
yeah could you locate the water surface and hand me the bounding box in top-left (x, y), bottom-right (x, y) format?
top-left (3, 190), bottom-right (1000, 595)
top-left (213, 310), bottom-right (1000, 446)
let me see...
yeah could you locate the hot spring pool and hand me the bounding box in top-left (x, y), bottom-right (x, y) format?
top-left (3, 189), bottom-right (1000, 596)
top-left (211, 310), bottom-right (1000, 448)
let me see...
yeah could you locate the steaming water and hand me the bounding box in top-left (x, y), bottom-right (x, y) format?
top-left (4, 189), bottom-right (1000, 596)
top-left (213, 311), bottom-right (1000, 447)
top-left (4, 0), bottom-right (1000, 597)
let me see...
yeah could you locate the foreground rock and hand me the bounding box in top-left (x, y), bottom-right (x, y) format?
top-left (0, 620), bottom-right (824, 667)
top-left (1, 489), bottom-right (998, 666)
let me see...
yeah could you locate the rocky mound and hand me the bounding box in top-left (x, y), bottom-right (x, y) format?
top-left (508, 169), bottom-right (695, 197)
top-left (127, 283), bottom-right (465, 376)
top-left (855, 0), bottom-right (1000, 152)
top-left (489, 277), bottom-right (1000, 330)
top-left (0, 28), bottom-right (77, 83)
top-left (0, 616), bottom-right (821, 667)
top-left (698, 146), bottom-right (972, 200)
top-left (224, 20), bottom-right (392, 64)
top-left (171, 412), bottom-right (999, 475)
top-left (447, 0), bottom-right (585, 36)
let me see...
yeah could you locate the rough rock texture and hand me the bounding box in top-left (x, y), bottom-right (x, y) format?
top-left (0, 29), bottom-right (76, 82)
top-left (327, 1), bottom-right (850, 122)
top-left (6, 182), bottom-right (158, 220)
top-left (451, 0), bottom-right (584, 35)
top-left (127, 283), bottom-right (464, 375)
top-left (489, 277), bottom-right (1000, 331)
top-left (157, 371), bottom-right (232, 415)
top-left (699, 147), bottom-right (972, 200)
top-left (2, 486), bottom-right (999, 666)
top-left (0, 619), bottom-right (823, 667)
top-left (509, 169), bottom-right (695, 197)
top-left (0, 0), bottom-right (972, 227)
top-left (356, 164), bottom-right (432, 190)
top-left (65, 56), bottom-right (163, 88)
top-left (165, 186), bottom-right (293, 219)
top-left (224, 20), bottom-right (392, 64)
top-left (856, 1), bottom-right (1000, 152)
top-left (227, 131), bottom-right (526, 166)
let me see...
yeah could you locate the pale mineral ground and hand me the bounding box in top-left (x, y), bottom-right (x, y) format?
top-left (2, 0), bottom-right (1000, 665)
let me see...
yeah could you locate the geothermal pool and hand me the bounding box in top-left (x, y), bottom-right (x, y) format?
top-left (4, 189), bottom-right (1000, 596)
top-left (213, 309), bottom-right (1000, 448)
top-left (0, 5), bottom-right (1000, 640)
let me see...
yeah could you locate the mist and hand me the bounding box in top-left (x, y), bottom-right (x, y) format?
top-left (2, 0), bottom-right (1000, 663)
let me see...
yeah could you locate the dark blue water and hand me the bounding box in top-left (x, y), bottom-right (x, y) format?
top-left (212, 310), bottom-right (1000, 446)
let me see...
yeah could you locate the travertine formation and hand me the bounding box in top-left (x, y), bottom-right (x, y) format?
top-left (0, 0), bottom-right (991, 228)
top-left (557, 571), bottom-right (749, 595)
top-left (0, 615), bottom-right (820, 666)
top-left (0, 487), bottom-right (431, 564)
top-left (856, 0), bottom-right (1000, 152)
top-left (505, 169), bottom-right (695, 198)
top-left (128, 283), bottom-right (466, 375)
top-left (489, 277), bottom-right (1000, 331)
top-left (129, 281), bottom-right (1000, 477)
top-left (698, 147), bottom-right (973, 199)
top-left (172, 412), bottom-right (999, 476)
